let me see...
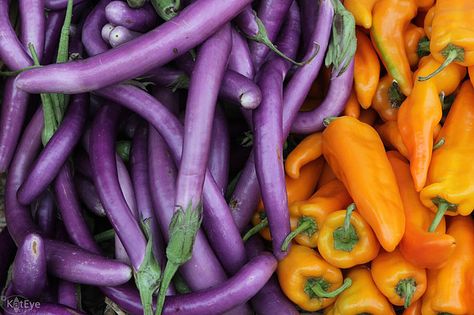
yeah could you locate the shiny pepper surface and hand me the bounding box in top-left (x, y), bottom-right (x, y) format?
top-left (322, 116), bottom-right (405, 252)
top-left (344, 0), bottom-right (378, 29)
top-left (354, 29), bottom-right (380, 108)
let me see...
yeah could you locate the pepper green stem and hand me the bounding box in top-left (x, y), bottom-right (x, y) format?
top-left (428, 198), bottom-right (457, 232)
top-left (281, 217), bottom-right (317, 251)
top-left (94, 229), bottom-right (115, 242)
top-left (388, 81), bottom-right (407, 108)
top-left (433, 138), bottom-right (445, 150)
top-left (155, 262), bottom-right (178, 315)
top-left (417, 36), bottom-right (430, 58)
top-left (395, 278), bottom-right (416, 309)
top-left (343, 203), bottom-right (356, 234)
top-left (323, 116), bottom-right (338, 127)
top-left (243, 217), bottom-right (268, 241)
top-left (333, 203), bottom-right (359, 252)
top-left (418, 44), bottom-right (465, 81)
top-left (306, 278), bottom-right (352, 299)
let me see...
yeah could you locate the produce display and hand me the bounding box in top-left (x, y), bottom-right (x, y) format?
top-left (0, 0), bottom-right (473, 314)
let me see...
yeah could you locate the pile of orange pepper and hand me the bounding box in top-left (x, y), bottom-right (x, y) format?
top-left (245, 0), bottom-right (474, 313)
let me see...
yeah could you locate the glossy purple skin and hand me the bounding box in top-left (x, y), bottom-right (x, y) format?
top-left (230, 0), bottom-right (334, 231)
top-left (18, 94), bottom-right (88, 205)
top-left (105, 1), bottom-right (157, 32)
top-left (58, 281), bottom-right (79, 309)
top-left (108, 25), bottom-right (141, 48)
top-left (290, 60), bottom-right (355, 134)
top-left (45, 0), bottom-right (87, 10)
top-left (0, 0), bottom-right (32, 70)
top-left (208, 106), bottom-right (230, 193)
top-left (16, 0), bottom-right (254, 94)
top-left (89, 105), bottom-right (146, 271)
top-left (299, 0), bottom-right (319, 53)
top-left (0, 79), bottom-right (30, 172)
top-left (117, 154), bottom-right (138, 218)
top-left (131, 126), bottom-right (167, 267)
top-left (97, 84), bottom-right (247, 275)
top-left (219, 71), bottom-right (262, 109)
top-left (35, 191), bottom-right (56, 237)
top-left (249, 0), bottom-right (293, 69)
top-left (0, 229), bottom-right (16, 291)
top-left (245, 236), bottom-right (299, 315)
top-left (102, 253), bottom-right (277, 315)
top-left (43, 10), bottom-right (66, 65)
top-left (74, 175), bottom-right (106, 217)
top-left (12, 233), bottom-right (47, 298)
top-left (82, 0), bottom-right (111, 56)
top-left (19, 0), bottom-right (45, 61)
top-left (54, 164), bottom-right (101, 254)
top-left (3, 302), bottom-right (86, 315)
top-left (176, 24), bottom-right (231, 207)
top-left (229, 28), bottom-right (255, 79)
top-left (234, 5), bottom-right (259, 37)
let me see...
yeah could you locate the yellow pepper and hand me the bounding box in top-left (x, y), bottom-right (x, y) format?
top-left (404, 24), bottom-right (427, 67)
top-left (372, 75), bottom-right (404, 122)
top-left (343, 89), bottom-right (361, 119)
top-left (277, 244), bottom-right (352, 312)
top-left (317, 204), bottom-right (380, 269)
top-left (285, 132), bottom-right (322, 179)
top-left (354, 29), bottom-right (380, 108)
top-left (423, 6), bottom-right (434, 40)
top-left (343, 0), bottom-right (378, 29)
top-left (376, 120), bottom-right (410, 159)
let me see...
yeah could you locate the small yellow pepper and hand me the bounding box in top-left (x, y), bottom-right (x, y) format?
top-left (354, 29), bottom-right (380, 108)
top-left (372, 75), bottom-right (405, 122)
top-left (343, 0), bottom-right (378, 29)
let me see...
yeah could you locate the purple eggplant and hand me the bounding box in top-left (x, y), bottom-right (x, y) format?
top-left (101, 23), bottom-right (115, 42)
top-left (102, 252), bottom-right (276, 315)
top-left (43, 10), bottom-right (66, 65)
top-left (12, 233), bottom-right (47, 298)
top-left (145, 66), bottom-right (188, 90)
top-left (45, 0), bottom-right (87, 10)
top-left (0, 229), bottom-right (16, 291)
top-left (19, 0), bottom-right (45, 61)
top-left (105, 1), bottom-right (157, 32)
top-left (290, 59), bottom-right (354, 133)
top-left (82, 0), bottom-right (111, 56)
top-left (220, 71), bottom-right (262, 109)
top-left (299, 0), bottom-right (319, 53)
top-left (34, 191), bottom-right (56, 237)
top-left (108, 25), bottom-right (142, 48)
top-left (16, 0), bottom-right (254, 94)
top-left (208, 106), bottom-right (230, 193)
top-left (74, 175), bottom-right (106, 217)
top-left (229, 28), bottom-right (255, 79)
top-left (58, 281), bottom-right (79, 309)
top-left (18, 94), bottom-right (88, 205)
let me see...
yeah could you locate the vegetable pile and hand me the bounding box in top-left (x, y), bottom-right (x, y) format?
top-left (0, 0), bottom-right (473, 314)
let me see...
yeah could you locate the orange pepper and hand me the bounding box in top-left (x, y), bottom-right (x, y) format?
top-left (316, 162), bottom-right (337, 189)
top-left (415, 0), bottom-right (434, 11)
top-left (285, 132), bottom-right (322, 179)
top-left (372, 75), bottom-right (405, 122)
top-left (354, 29), bottom-right (380, 109)
top-left (376, 121), bottom-right (409, 159)
top-left (322, 116), bottom-right (405, 252)
top-left (343, 0), bottom-right (379, 29)
top-left (284, 179), bottom-right (352, 249)
top-left (371, 249), bottom-right (427, 308)
top-left (423, 6), bottom-right (434, 40)
top-left (468, 66), bottom-right (474, 90)
top-left (343, 89), bottom-right (361, 119)
top-left (404, 24), bottom-right (427, 67)
top-left (358, 109), bottom-right (378, 126)
top-left (387, 151), bottom-right (456, 270)
top-left (403, 299), bottom-right (422, 315)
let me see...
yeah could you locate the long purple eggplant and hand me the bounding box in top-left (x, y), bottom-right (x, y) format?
top-left (108, 26), bottom-right (141, 48)
top-left (16, 0), bottom-right (254, 94)
top-left (43, 10), bottom-right (66, 65)
top-left (105, 1), bottom-right (157, 32)
top-left (4, 109), bottom-right (132, 286)
top-left (290, 59), bottom-right (354, 133)
top-left (12, 233), bottom-right (47, 298)
top-left (102, 252), bottom-right (276, 315)
top-left (45, 0), bottom-right (87, 10)
top-left (34, 191), bottom-right (56, 237)
top-left (74, 175), bottom-right (106, 217)
top-left (19, 0), bottom-right (45, 61)
top-left (0, 229), bottom-right (16, 291)
top-left (299, 0), bottom-right (319, 53)
top-left (230, 0), bottom-right (334, 231)
top-left (145, 67), bottom-right (188, 90)
top-left (208, 106), bottom-right (230, 193)
top-left (229, 28), bottom-right (255, 79)
top-left (18, 94), bottom-right (88, 205)
top-left (81, 0), bottom-right (111, 56)
top-left (58, 281), bottom-right (79, 310)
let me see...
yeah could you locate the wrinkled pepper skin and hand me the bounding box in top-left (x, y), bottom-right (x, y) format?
top-left (430, 0), bottom-right (474, 68)
top-left (343, 89), bottom-right (361, 119)
top-left (423, 217), bottom-right (474, 315)
top-left (354, 29), bottom-right (380, 109)
top-left (376, 121), bottom-right (409, 159)
top-left (328, 267), bottom-right (395, 315)
top-left (420, 81), bottom-right (474, 217)
top-left (404, 24), bottom-right (426, 67)
top-left (277, 244), bottom-right (345, 312)
top-left (322, 116), bottom-right (405, 252)
top-left (288, 179), bottom-right (352, 248)
top-left (387, 151), bottom-right (456, 270)
top-left (370, 0), bottom-right (417, 96)
top-left (371, 249), bottom-right (427, 308)
top-left (317, 207), bottom-right (380, 269)
top-left (253, 158), bottom-right (325, 240)
top-left (344, 0), bottom-right (378, 29)
top-left (398, 56), bottom-right (466, 191)
top-left (372, 75), bottom-right (403, 122)
top-left (285, 132), bottom-right (322, 179)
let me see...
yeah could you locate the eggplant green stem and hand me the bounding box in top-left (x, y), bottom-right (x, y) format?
top-left (433, 138), bottom-right (445, 150)
top-left (418, 44), bottom-right (464, 81)
top-left (0, 65), bottom-right (41, 76)
top-left (428, 198), bottom-right (457, 232)
top-left (395, 278), bottom-right (416, 309)
top-left (127, 0), bottom-right (146, 8)
top-left (243, 216), bottom-right (268, 241)
top-left (151, 0), bottom-right (180, 21)
top-left (116, 140), bottom-right (131, 162)
top-left (94, 229), bottom-right (115, 242)
top-left (281, 217), bottom-right (316, 251)
top-left (306, 278), bottom-right (352, 299)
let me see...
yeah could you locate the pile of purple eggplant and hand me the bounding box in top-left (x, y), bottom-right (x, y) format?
top-left (0, 0), bottom-right (355, 314)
